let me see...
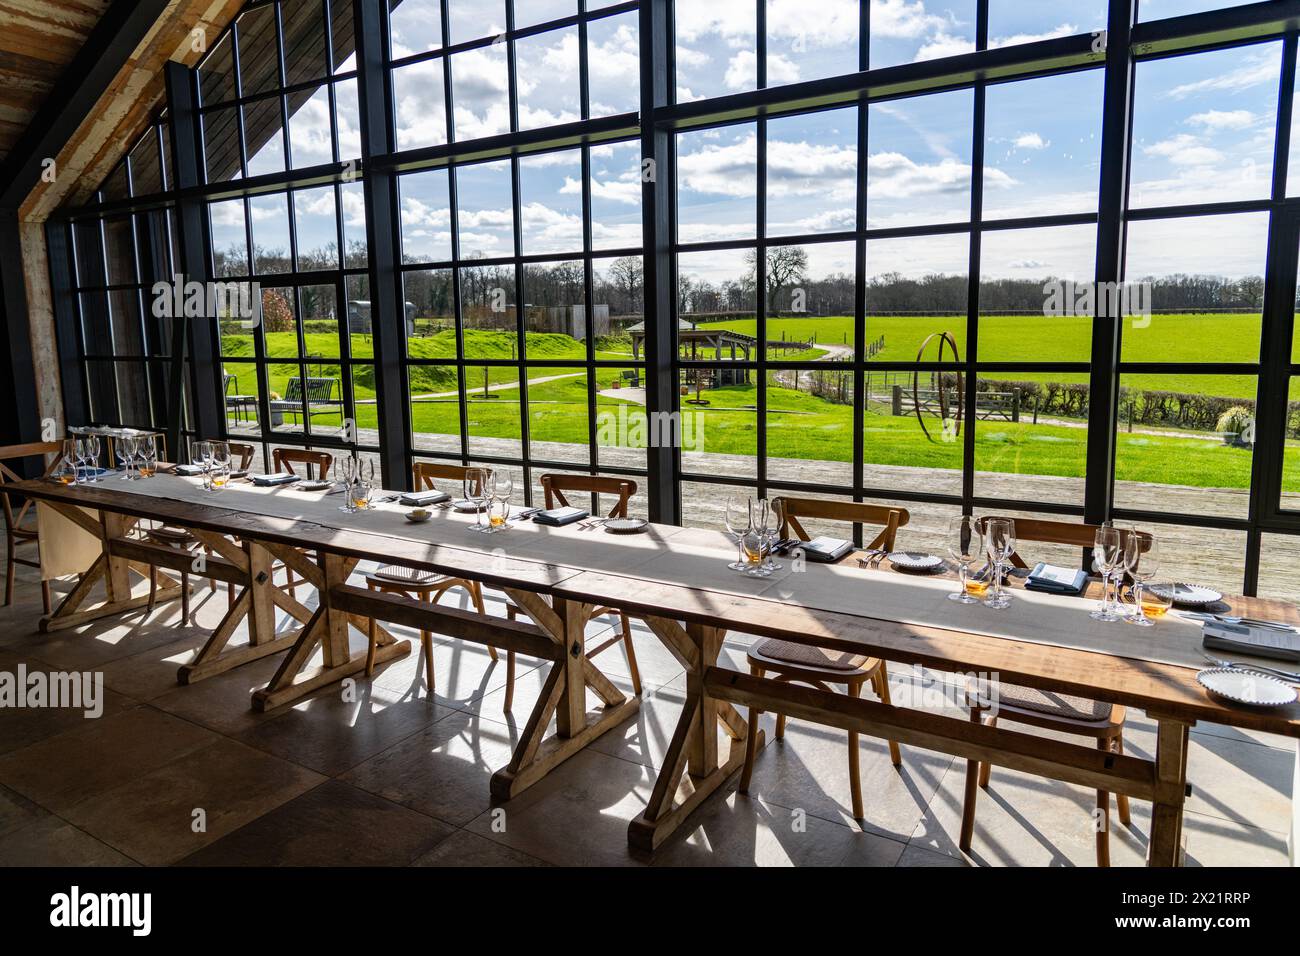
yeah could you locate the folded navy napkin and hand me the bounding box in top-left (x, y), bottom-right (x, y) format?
top-left (1024, 562), bottom-right (1087, 596)
top-left (532, 506), bottom-right (589, 527)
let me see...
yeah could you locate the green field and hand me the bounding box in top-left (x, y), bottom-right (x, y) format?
top-left (220, 323), bottom-right (1300, 493)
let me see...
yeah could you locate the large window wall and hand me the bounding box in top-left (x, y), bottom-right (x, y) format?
top-left (52, 0), bottom-right (1300, 595)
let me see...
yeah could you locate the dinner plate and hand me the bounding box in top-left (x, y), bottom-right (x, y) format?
top-left (299, 480), bottom-right (331, 491)
top-left (1150, 582), bottom-right (1223, 607)
top-left (604, 517), bottom-right (648, 534)
top-left (887, 551), bottom-right (944, 571)
top-left (450, 498), bottom-right (486, 513)
top-left (1196, 667), bottom-right (1297, 708)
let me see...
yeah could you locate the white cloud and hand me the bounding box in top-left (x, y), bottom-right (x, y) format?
top-left (989, 25), bottom-right (1078, 49)
top-left (914, 31), bottom-right (973, 62)
top-left (1143, 133), bottom-right (1224, 167)
top-left (1014, 132), bottom-right (1048, 150)
top-left (1169, 55), bottom-right (1278, 99)
top-left (1187, 109), bottom-right (1257, 130)
top-left (870, 0), bottom-right (949, 39)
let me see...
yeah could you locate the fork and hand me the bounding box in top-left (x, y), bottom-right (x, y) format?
top-left (1199, 651), bottom-right (1300, 684)
top-left (856, 548), bottom-right (886, 568)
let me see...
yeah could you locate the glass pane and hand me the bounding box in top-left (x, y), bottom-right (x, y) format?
top-left (346, 273), bottom-right (372, 356)
top-left (764, 241), bottom-right (856, 360)
top-left (1122, 213), bottom-right (1268, 364)
top-left (594, 254), bottom-right (643, 352)
top-left (681, 480), bottom-right (756, 532)
top-left (867, 90), bottom-right (973, 229)
top-left (677, 123), bottom-right (756, 243)
top-left (244, 96), bottom-right (288, 176)
top-left (199, 31), bottom-right (237, 105)
top-left (456, 160), bottom-right (515, 258)
top-left (109, 290), bottom-right (144, 356)
top-left (529, 364), bottom-right (590, 464)
top-left (871, 0), bottom-right (975, 68)
top-left (236, 4), bottom-right (281, 96)
top-left (588, 12), bottom-right (639, 117)
top-left (281, 0), bottom-right (329, 86)
top-left (765, 0), bottom-right (858, 86)
top-left (988, 1), bottom-right (1105, 44)
top-left (341, 180), bottom-right (368, 267)
top-left (983, 69), bottom-right (1104, 219)
top-left (973, 371), bottom-right (1088, 506)
top-left (678, 246), bottom-right (755, 329)
top-left (210, 199), bottom-right (249, 277)
top-left (448, 0), bottom-right (506, 44)
top-left (1114, 373), bottom-right (1256, 519)
top-left (522, 260), bottom-right (586, 360)
top-left (219, 292), bottom-right (257, 358)
top-left (678, 364), bottom-right (757, 479)
top-left (261, 285), bottom-right (301, 362)
top-left (410, 368), bottom-right (461, 452)
top-left (389, 0), bottom-right (442, 58)
top-left (675, 0), bottom-right (756, 101)
top-left (129, 132), bottom-right (163, 197)
top-left (1130, 41), bottom-right (1280, 209)
top-left (202, 107), bottom-right (243, 181)
top-left (330, 0), bottom-right (355, 73)
top-left (1282, 378), bottom-right (1300, 512)
top-left (80, 291), bottom-right (111, 353)
top-left (590, 140), bottom-right (642, 250)
top-left (294, 185), bottom-right (340, 270)
top-left (515, 0), bottom-right (573, 28)
top-left (399, 168), bottom-right (452, 263)
top-left (104, 217), bottom-right (137, 286)
top-left (1137, 0), bottom-right (1258, 21)
top-left (334, 77), bottom-right (361, 161)
top-left (221, 362), bottom-right (262, 435)
top-left (768, 372), bottom-right (854, 487)
top-left (288, 84), bottom-right (334, 168)
top-left (519, 149), bottom-right (582, 254)
top-left (866, 376), bottom-right (965, 497)
top-left (766, 107), bottom-right (857, 238)
top-left (461, 263), bottom-right (518, 359)
top-left (249, 194), bottom-right (292, 274)
top-left (301, 284), bottom-right (342, 360)
top-left (451, 44), bottom-right (510, 140)
top-left (392, 60), bottom-right (447, 150)
top-left (403, 268), bottom-right (456, 355)
top-left (1256, 533), bottom-right (1300, 603)
top-left (466, 365), bottom-right (522, 458)
top-left (865, 232), bottom-right (969, 362)
top-left (979, 223), bottom-right (1096, 363)
top-left (517, 27), bottom-right (580, 130)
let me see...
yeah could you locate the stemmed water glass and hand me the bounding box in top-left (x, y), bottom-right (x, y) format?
top-left (486, 473), bottom-right (513, 532)
top-left (118, 436), bottom-right (140, 480)
top-left (139, 436), bottom-right (158, 478)
top-left (208, 441), bottom-right (232, 491)
top-left (464, 467), bottom-right (491, 531)
top-left (742, 498), bottom-right (772, 577)
top-left (190, 440), bottom-right (212, 487)
top-left (1090, 524), bottom-right (1124, 622)
top-left (350, 458), bottom-right (375, 511)
top-left (724, 496), bottom-right (752, 571)
top-left (947, 515), bottom-right (983, 604)
top-left (1123, 529), bottom-right (1159, 627)
top-left (983, 517), bottom-right (1016, 609)
top-left (335, 456), bottom-right (358, 511)
top-left (761, 498), bottom-right (783, 573)
top-left (55, 439), bottom-right (77, 484)
top-left (79, 435), bottom-right (101, 482)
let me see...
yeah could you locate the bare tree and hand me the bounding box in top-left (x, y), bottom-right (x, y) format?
top-left (746, 246), bottom-right (808, 303)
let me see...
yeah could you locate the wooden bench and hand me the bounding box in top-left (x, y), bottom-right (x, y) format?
top-left (269, 376), bottom-right (342, 425)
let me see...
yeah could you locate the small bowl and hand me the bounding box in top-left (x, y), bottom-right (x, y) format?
top-left (405, 509), bottom-right (432, 523)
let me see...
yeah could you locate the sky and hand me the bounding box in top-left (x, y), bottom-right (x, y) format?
top-left (211, 0), bottom-right (1284, 291)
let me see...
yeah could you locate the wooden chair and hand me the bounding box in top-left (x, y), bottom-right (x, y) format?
top-left (0, 441), bottom-right (62, 613)
top-left (270, 448), bottom-right (335, 599)
top-left (228, 442), bottom-right (256, 471)
top-left (504, 474), bottom-right (643, 697)
top-left (362, 463), bottom-right (504, 705)
top-left (960, 517), bottom-right (1149, 867)
top-left (739, 498), bottom-right (909, 821)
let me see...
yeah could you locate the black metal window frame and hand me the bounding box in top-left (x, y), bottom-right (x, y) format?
top-left (46, 0), bottom-right (1300, 592)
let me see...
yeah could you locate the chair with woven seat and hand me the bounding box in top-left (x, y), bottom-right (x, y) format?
top-left (362, 463), bottom-right (503, 704)
top-left (739, 498), bottom-right (909, 821)
top-left (959, 516), bottom-right (1149, 867)
top-left (503, 473), bottom-right (643, 697)
top-left (228, 442), bottom-right (256, 472)
top-left (270, 448), bottom-right (335, 599)
top-left (0, 441), bottom-right (63, 613)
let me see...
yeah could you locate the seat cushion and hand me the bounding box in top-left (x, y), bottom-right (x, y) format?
top-left (750, 637), bottom-right (872, 674)
top-left (368, 565), bottom-right (447, 587)
top-left (980, 680), bottom-right (1112, 722)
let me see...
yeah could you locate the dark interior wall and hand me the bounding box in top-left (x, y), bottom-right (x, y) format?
top-left (0, 210), bottom-right (42, 452)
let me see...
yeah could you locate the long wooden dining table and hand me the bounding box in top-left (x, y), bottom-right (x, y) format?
top-left (12, 472), bottom-right (1300, 865)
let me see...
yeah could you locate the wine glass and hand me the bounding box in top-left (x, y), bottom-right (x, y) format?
top-left (761, 498), bottom-right (783, 572)
top-left (119, 436), bottom-right (139, 480)
top-left (55, 439), bottom-right (77, 484)
top-left (947, 515), bottom-right (983, 604)
top-left (351, 462), bottom-right (374, 511)
top-left (464, 467), bottom-right (490, 531)
top-left (84, 435), bottom-right (101, 482)
top-left (743, 498), bottom-right (771, 577)
top-left (724, 496), bottom-right (752, 571)
top-left (139, 436), bottom-right (158, 478)
top-left (1090, 524), bottom-right (1123, 622)
top-left (334, 456), bottom-right (358, 510)
top-left (1124, 530), bottom-right (1159, 627)
top-left (74, 437), bottom-right (95, 484)
top-left (983, 517), bottom-right (1016, 609)
top-left (209, 442), bottom-right (232, 491)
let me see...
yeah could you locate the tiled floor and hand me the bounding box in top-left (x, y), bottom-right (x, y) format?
top-left (0, 557), bottom-right (1292, 867)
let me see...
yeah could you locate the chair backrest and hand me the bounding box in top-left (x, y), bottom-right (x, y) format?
top-left (227, 442), bottom-right (255, 471)
top-left (772, 496), bottom-right (910, 552)
top-left (413, 461), bottom-right (490, 496)
top-left (272, 447), bottom-right (334, 479)
top-left (541, 473), bottom-right (637, 518)
top-left (304, 377), bottom-right (337, 402)
top-left (975, 516), bottom-right (1152, 570)
top-left (283, 378), bottom-right (303, 402)
top-left (0, 441), bottom-right (62, 532)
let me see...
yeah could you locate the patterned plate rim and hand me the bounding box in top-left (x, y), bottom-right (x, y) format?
top-left (886, 551), bottom-right (944, 569)
top-left (1150, 581), bottom-right (1223, 607)
top-left (1196, 667), bottom-right (1297, 707)
top-left (603, 517), bottom-right (649, 534)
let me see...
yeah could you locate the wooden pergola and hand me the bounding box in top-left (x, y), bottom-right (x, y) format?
top-left (628, 319), bottom-right (755, 387)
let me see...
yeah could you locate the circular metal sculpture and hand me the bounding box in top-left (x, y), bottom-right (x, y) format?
top-left (911, 331), bottom-right (963, 443)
